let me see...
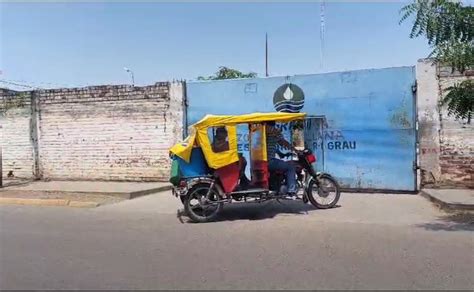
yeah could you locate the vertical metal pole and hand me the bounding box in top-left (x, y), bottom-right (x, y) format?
top-left (320, 1), bottom-right (325, 71)
top-left (413, 81), bottom-right (419, 191)
top-left (0, 146), bottom-right (3, 188)
top-left (265, 33), bottom-right (269, 77)
top-left (182, 80), bottom-right (188, 139)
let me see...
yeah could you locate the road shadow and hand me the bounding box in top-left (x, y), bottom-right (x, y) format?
top-left (217, 200), bottom-right (316, 221)
top-left (177, 200), bottom-right (341, 223)
top-left (416, 212), bottom-right (474, 232)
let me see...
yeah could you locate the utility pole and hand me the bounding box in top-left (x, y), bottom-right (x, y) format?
top-left (320, 1), bottom-right (325, 71)
top-left (265, 33), bottom-right (269, 77)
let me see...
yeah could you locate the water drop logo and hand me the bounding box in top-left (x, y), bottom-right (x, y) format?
top-left (273, 83), bottom-right (305, 113)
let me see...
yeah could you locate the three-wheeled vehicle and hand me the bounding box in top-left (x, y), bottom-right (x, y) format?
top-left (169, 112), bottom-right (340, 222)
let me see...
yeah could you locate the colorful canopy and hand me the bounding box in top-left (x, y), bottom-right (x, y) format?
top-left (192, 112), bottom-right (306, 129)
top-left (170, 112), bottom-right (306, 169)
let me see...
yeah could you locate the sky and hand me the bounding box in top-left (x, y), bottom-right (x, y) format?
top-left (0, 1), bottom-right (433, 90)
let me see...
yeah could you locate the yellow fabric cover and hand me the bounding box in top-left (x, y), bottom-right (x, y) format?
top-left (169, 129), bottom-right (196, 162)
top-left (193, 112), bottom-right (305, 128)
top-left (170, 112), bottom-right (305, 169)
top-left (197, 125), bottom-right (238, 169)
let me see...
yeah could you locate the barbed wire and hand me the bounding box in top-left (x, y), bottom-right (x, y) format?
top-left (0, 80), bottom-right (41, 90)
top-left (2, 78), bottom-right (83, 88)
top-left (0, 78), bottom-right (88, 89)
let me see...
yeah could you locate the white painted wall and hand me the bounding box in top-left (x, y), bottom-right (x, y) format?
top-left (0, 92), bottom-right (35, 179)
top-left (1, 83), bottom-right (184, 182)
top-left (37, 84), bottom-right (183, 181)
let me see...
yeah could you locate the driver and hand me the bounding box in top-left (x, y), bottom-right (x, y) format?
top-left (265, 121), bottom-right (297, 196)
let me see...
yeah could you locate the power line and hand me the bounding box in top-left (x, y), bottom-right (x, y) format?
top-left (0, 80), bottom-right (40, 89)
top-left (3, 78), bottom-right (76, 88)
top-left (0, 79), bottom-right (90, 90)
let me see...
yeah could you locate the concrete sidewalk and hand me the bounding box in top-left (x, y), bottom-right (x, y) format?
top-left (0, 180), bottom-right (172, 208)
top-left (421, 188), bottom-right (474, 211)
top-left (1, 180), bottom-right (172, 199)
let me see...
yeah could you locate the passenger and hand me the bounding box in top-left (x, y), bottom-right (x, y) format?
top-left (212, 127), bottom-right (249, 187)
top-left (265, 121), bottom-right (297, 196)
top-left (212, 127), bottom-right (229, 152)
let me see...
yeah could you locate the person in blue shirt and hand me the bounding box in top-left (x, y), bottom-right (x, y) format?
top-left (265, 121), bottom-right (297, 196)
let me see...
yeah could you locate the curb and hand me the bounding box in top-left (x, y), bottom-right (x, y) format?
top-left (420, 190), bottom-right (474, 211)
top-left (0, 197), bottom-right (100, 208)
top-left (0, 185), bottom-right (173, 200)
top-left (0, 185), bottom-right (172, 208)
top-left (68, 201), bottom-right (100, 208)
top-left (129, 185), bottom-right (173, 199)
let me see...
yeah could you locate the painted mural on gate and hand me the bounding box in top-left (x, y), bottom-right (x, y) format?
top-left (186, 66), bottom-right (417, 191)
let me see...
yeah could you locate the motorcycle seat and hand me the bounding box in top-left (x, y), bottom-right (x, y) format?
top-left (270, 170), bottom-right (286, 175)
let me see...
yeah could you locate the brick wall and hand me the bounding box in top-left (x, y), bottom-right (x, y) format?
top-left (437, 67), bottom-right (473, 188)
top-left (0, 89), bottom-right (36, 179)
top-left (1, 82), bottom-right (184, 181)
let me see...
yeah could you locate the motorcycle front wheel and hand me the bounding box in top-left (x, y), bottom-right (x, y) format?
top-left (307, 174), bottom-right (340, 209)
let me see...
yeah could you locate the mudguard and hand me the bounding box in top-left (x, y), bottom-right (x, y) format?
top-left (306, 172), bottom-right (338, 188)
top-left (183, 177), bottom-right (225, 198)
top-left (316, 172), bottom-right (337, 181)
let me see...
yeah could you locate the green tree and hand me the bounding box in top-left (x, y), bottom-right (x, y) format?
top-left (441, 79), bottom-right (473, 124)
top-left (400, 0), bottom-right (473, 123)
top-left (197, 66), bottom-right (257, 80)
top-left (400, 0), bottom-right (473, 72)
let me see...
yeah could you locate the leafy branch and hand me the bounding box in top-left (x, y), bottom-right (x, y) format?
top-left (440, 79), bottom-right (473, 124)
top-left (400, 0), bottom-right (473, 123)
top-left (197, 66), bottom-right (257, 80)
top-left (400, 0), bottom-right (473, 72)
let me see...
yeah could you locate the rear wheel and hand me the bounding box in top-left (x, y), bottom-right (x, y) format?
top-left (307, 174), bottom-right (340, 209)
top-left (184, 183), bottom-right (223, 223)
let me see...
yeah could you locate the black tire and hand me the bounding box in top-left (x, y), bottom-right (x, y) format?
top-left (184, 182), bottom-right (223, 223)
top-left (307, 174), bottom-right (340, 209)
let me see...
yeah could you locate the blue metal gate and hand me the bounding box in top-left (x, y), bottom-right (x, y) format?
top-left (186, 66), bottom-right (417, 191)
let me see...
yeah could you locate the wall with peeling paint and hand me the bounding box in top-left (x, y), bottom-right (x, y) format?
top-left (187, 67), bottom-right (417, 191)
top-left (0, 89), bottom-right (36, 179)
top-left (437, 66), bottom-right (474, 187)
top-left (417, 60), bottom-right (473, 188)
top-left (416, 60), bottom-right (441, 185)
top-left (1, 83), bottom-right (183, 181)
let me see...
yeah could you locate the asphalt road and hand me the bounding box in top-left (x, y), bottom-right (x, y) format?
top-left (1, 192), bottom-right (473, 290)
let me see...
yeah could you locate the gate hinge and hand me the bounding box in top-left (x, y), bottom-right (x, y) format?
top-left (411, 82), bottom-right (417, 94)
top-left (413, 161), bottom-right (419, 171)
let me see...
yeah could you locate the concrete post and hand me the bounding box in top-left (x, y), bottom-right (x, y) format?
top-left (416, 59), bottom-right (441, 185)
top-left (30, 91), bottom-right (42, 179)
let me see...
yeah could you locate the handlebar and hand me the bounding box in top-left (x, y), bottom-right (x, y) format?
top-left (277, 149), bottom-right (306, 159)
top-left (277, 151), bottom-right (292, 159)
